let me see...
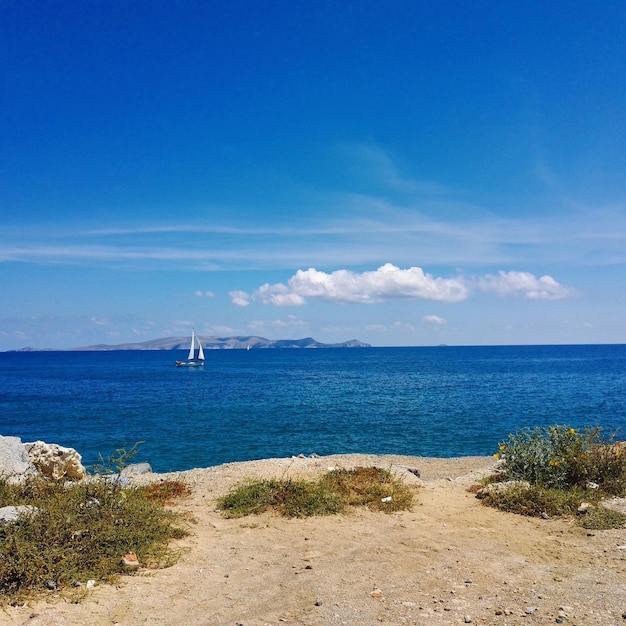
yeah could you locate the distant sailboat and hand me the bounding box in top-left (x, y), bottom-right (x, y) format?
top-left (176, 329), bottom-right (205, 367)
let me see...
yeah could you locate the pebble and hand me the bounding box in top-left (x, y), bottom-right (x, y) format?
top-left (526, 606), bottom-right (537, 614)
top-left (46, 579), bottom-right (57, 590)
top-left (314, 598), bottom-right (323, 606)
top-left (464, 616), bottom-right (472, 624)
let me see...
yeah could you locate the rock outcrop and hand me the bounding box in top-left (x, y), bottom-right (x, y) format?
top-left (24, 440), bottom-right (86, 481)
top-left (0, 435), bottom-right (36, 481)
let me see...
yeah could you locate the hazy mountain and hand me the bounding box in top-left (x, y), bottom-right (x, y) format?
top-left (60, 336), bottom-right (371, 351)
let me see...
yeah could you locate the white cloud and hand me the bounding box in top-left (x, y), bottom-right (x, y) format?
top-left (255, 283), bottom-right (307, 306)
top-left (229, 290), bottom-right (251, 307)
top-left (478, 271), bottom-right (573, 300)
top-left (194, 290), bottom-right (215, 298)
top-left (253, 264), bottom-right (468, 306)
top-left (90, 317), bottom-right (111, 326)
top-left (423, 315), bottom-right (446, 325)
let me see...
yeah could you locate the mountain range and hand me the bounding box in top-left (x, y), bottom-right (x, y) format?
top-left (59, 336), bottom-right (371, 351)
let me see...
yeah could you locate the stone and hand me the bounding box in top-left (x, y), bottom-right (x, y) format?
top-left (24, 440), bottom-right (86, 481)
top-left (475, 480), bottom-right (530, 498)
top-left (577, 502), bottom-right (594, 514)
top-left (120, 552), bottom-right (140, 570)
top-left (0, 435), bottom-right (36, 481)
top-left (396, 464), bottom-right (421, 478)
top-left (0, 505), bottom-right (37, 524)
top-left (121, 462), bottom-right (153, 477)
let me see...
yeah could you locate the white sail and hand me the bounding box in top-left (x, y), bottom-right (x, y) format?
top-left (197, 333), bottom-right (205, 360)
top-left (187, 331), bottom-right (196, 360)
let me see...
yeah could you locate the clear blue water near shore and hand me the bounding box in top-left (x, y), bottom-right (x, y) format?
top-left (1, 344), bottom-right (625, 473)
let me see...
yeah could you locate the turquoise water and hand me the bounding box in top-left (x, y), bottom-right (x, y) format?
top-left (1, 345), bottom-right (625, 472)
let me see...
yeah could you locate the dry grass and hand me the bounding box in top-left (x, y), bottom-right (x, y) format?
top-left (216, 466), bottom-right (414, 518)
top-left (0, 476), bottom-right (190, 605)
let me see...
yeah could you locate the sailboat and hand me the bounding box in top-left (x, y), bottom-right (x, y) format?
top-left (176, 329), bottom-right (205, 367)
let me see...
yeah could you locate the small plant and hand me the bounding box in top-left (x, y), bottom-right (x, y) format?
top-left (216, 466), bottom-right (414, 519)
top-left (91, 441), bottom-right (144, 476)
top-left (139, 480), bottom-right (191, 504)
top-left (578, 506), bottom-right (626, 530)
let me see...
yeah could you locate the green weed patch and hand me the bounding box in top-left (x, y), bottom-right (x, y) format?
top-left (0, 476), bottom-right (190, 605)
top-left (216, 466), bottom-right (414, 518)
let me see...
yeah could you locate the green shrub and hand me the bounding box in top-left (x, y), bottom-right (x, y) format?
top-left (479, 483), bottom-right (591, 517)
top-left (495, 425), bottom-right (626, 494)
top-left (0, 476), bottom-right (189, 605)
top-left (216, 467), bottom-right (414, 518)
top-left (480, 425), bottom-right (626, 529)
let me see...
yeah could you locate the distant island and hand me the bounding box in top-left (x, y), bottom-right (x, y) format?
top-left (15, 336), bottom-right (371, 352)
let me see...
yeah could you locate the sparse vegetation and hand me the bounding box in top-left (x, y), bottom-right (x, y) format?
top-left (0, 471), bottom-right (190, 606)
top-left (479, 425), bottom-right (626, 529)
top-left (90, 441), bottom-right (144, 476)
top-left (216, 466), bottom-right (414, 518)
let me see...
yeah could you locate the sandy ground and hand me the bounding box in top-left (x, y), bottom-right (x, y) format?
top-left (3, 454), bottom-right (626, 626)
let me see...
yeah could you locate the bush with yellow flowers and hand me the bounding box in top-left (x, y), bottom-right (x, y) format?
top-left (496, 425), bottom-right (626, 493)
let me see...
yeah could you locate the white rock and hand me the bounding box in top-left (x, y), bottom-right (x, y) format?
top-left (24, 440), bottom-right (86, 481)
top-left (0, 435), bottom-right (36, 481)
top-left (0, 505), bottom-right (37, 524)
top-left (476, 480), bottom-right (531, 498)
top-left (121, 462), bottom-right (152, 477)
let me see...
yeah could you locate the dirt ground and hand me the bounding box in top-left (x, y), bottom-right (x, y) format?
top-left (3, 454), bottom-right (626, 626)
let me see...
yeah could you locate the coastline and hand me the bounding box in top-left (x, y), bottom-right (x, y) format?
top-left (6, 453), bottom-right (626, 626)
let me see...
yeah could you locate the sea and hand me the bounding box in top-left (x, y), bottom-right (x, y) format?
top-left (1, 344), bottom-right (625, 473)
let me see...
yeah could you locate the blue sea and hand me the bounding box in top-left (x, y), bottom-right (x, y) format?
top-left (1, 345), bottom-right (625, 473)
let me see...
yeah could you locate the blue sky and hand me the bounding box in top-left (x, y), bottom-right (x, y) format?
top-left (1, 1), bottom-right (625, 350)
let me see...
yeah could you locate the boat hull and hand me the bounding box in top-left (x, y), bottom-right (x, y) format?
top-left (175, 360), bottom-right (205, 367)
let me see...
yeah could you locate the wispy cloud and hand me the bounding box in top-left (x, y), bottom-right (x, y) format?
top-left (248, 314), bottom-right (308, 333)
top-left (3, 146), bottom-right (625, 275)
top-left (423, 315), bottom-right (446, 325)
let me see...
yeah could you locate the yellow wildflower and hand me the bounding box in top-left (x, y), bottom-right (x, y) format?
top-left (569, 428), bottom-right (576, 435)
top-left (498, 444), bottom-right (506, 451)
top-left (493, 452), bottom-right (501, 459)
